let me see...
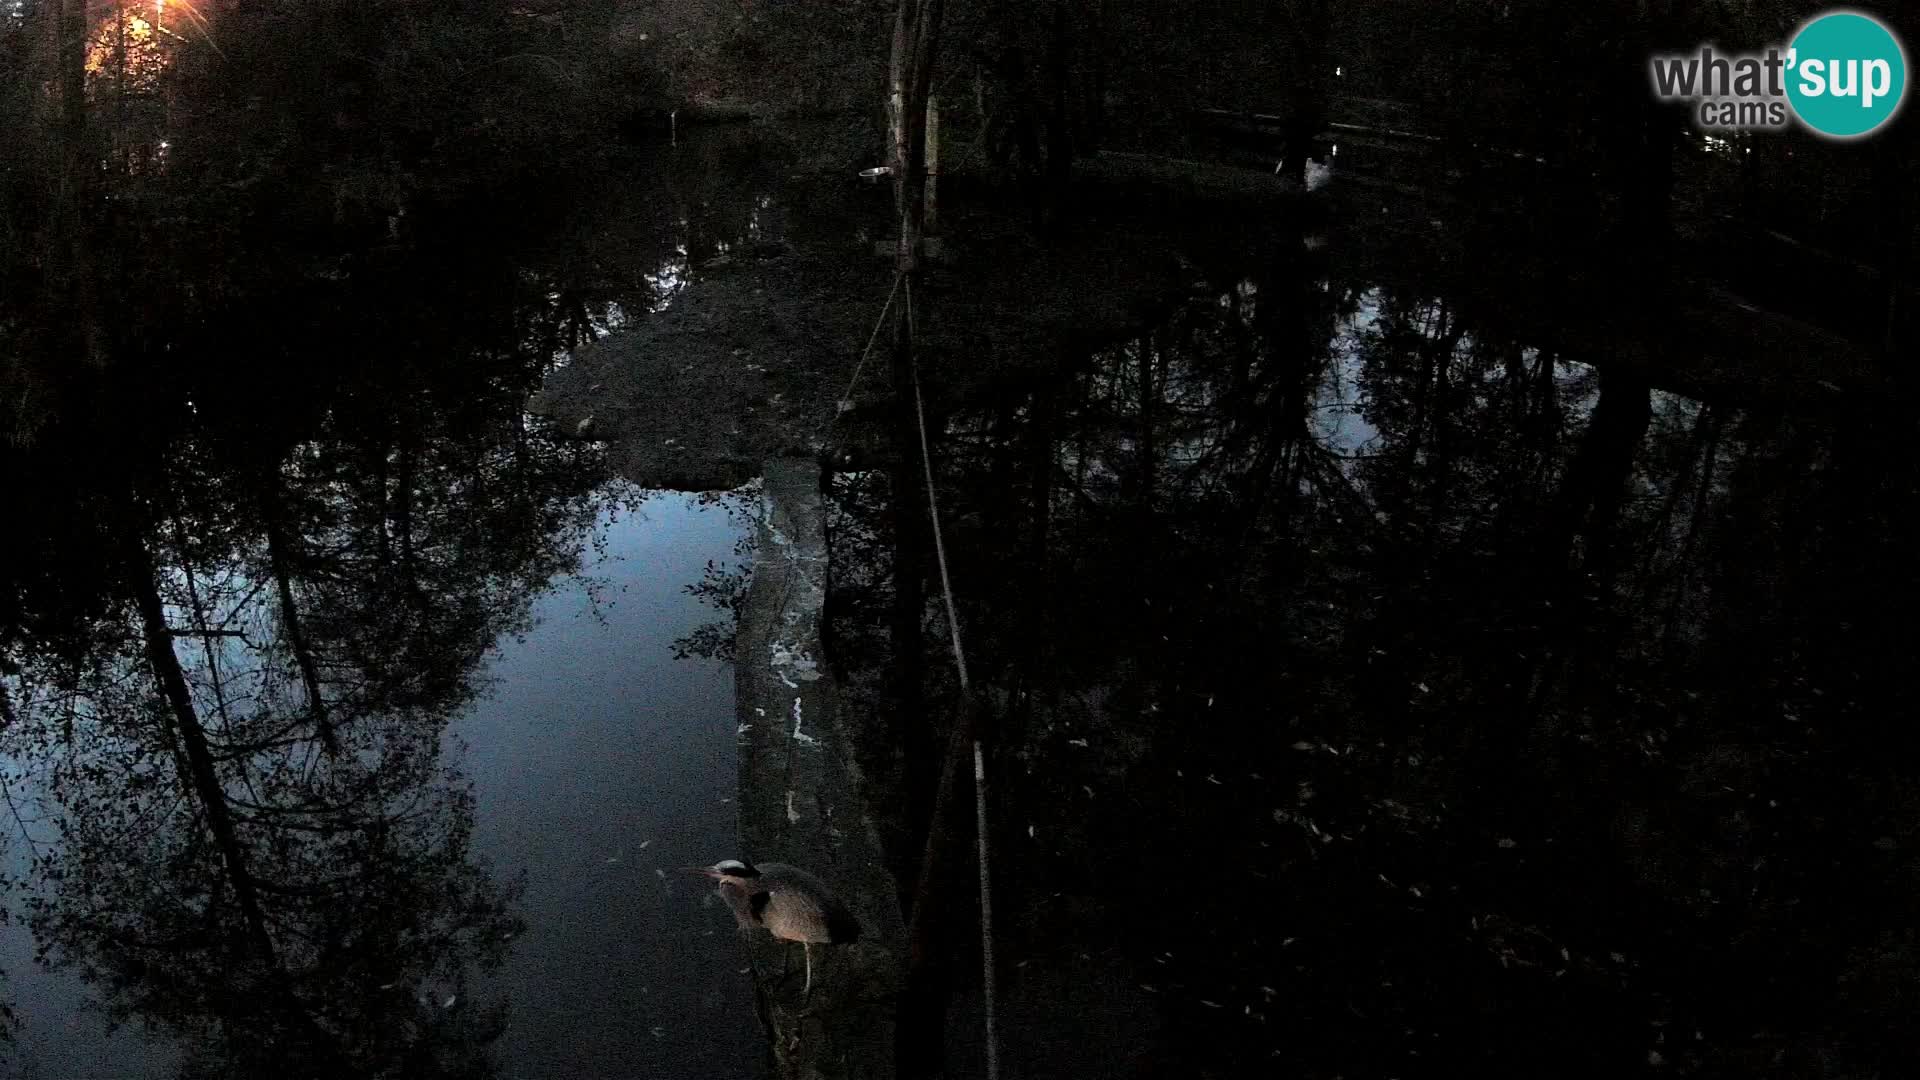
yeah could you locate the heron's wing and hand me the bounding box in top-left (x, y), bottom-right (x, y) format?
top-left (757, 864), bottom-right (862, 944)
top-left (756, 862), bottom-right (834, 896)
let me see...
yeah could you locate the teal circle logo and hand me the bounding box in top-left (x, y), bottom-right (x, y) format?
top-left (1786, 11), bottom-right (1907, 137)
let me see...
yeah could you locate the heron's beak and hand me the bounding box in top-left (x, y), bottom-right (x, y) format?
top-left (680, 865), bottom-right (723, 879)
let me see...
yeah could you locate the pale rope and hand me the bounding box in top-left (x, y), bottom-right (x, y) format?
top-left (905, 277), bottom-right (1000, 1080)
top-left (824, 271), bottom-right (904, 441)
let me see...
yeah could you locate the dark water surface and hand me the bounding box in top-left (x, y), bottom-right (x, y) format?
top-left (825, 233), bottom-right (1919, 1077)
top-left (3, 116), bottom-right (1916, 1080)
top-left (454, 492), bottom-right (759, 1079)
top-left (0, 489), bottom-right (758, 1079)
top-left (0, 125), bottom-right (784, 1078)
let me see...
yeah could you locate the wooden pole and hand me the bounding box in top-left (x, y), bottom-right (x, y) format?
top-left (924, 96), bottom-right (941, 260)
top-left (886, 5), bottom-right (967, 1077)
top-left (875, 94), bottom-right (946, 261)
top-left (890, 0), bottom-right (910, 221)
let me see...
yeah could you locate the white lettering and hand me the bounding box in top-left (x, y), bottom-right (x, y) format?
top-left (1800, 57), bottom-right (1827, 96)
top-left (1863, 58), bottom-right (1892, 107)
top-left (1830, 58), bottom-right (1859, 99)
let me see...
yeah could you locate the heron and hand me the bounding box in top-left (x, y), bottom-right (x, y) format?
top-left (687, 859), bottom-right (861, 997)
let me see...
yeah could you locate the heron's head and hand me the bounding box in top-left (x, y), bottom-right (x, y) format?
top-left (685, 859), bottom-right (760, 882)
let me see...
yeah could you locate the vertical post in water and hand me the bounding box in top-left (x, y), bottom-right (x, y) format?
top-left (890, 0), bottom-right (910, 224)
top-left (924, 96), bottom-right (940, 260)
top-left (887, 0), bottom-right (930, 886)
top-left (889, 90), bottom-right (905, 204)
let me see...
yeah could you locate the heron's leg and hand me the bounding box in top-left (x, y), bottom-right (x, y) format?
top-left (803, 941), bottom-right (813, 1000)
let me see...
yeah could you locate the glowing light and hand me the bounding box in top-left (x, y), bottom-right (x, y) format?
top-left (84, 11), bottom-right (164, 79)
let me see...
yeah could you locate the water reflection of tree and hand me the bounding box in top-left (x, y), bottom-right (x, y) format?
top-left (0, 369), bottom-right (606, 1075)
top-left (0, 2), bottom-right (784, 1068)
top-left (670, 490), bottom-right (758, 665)
top-left (834, 234), bottom-right (1920, 1075)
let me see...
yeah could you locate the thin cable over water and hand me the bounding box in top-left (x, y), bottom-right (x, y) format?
top-left (906, 277), bottom-right (999, 1080)
top-left (821, 271), bottom-right (904, 447)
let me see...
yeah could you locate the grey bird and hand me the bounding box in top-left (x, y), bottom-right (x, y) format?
top-left (686, 859), bottom-right (861, 996)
